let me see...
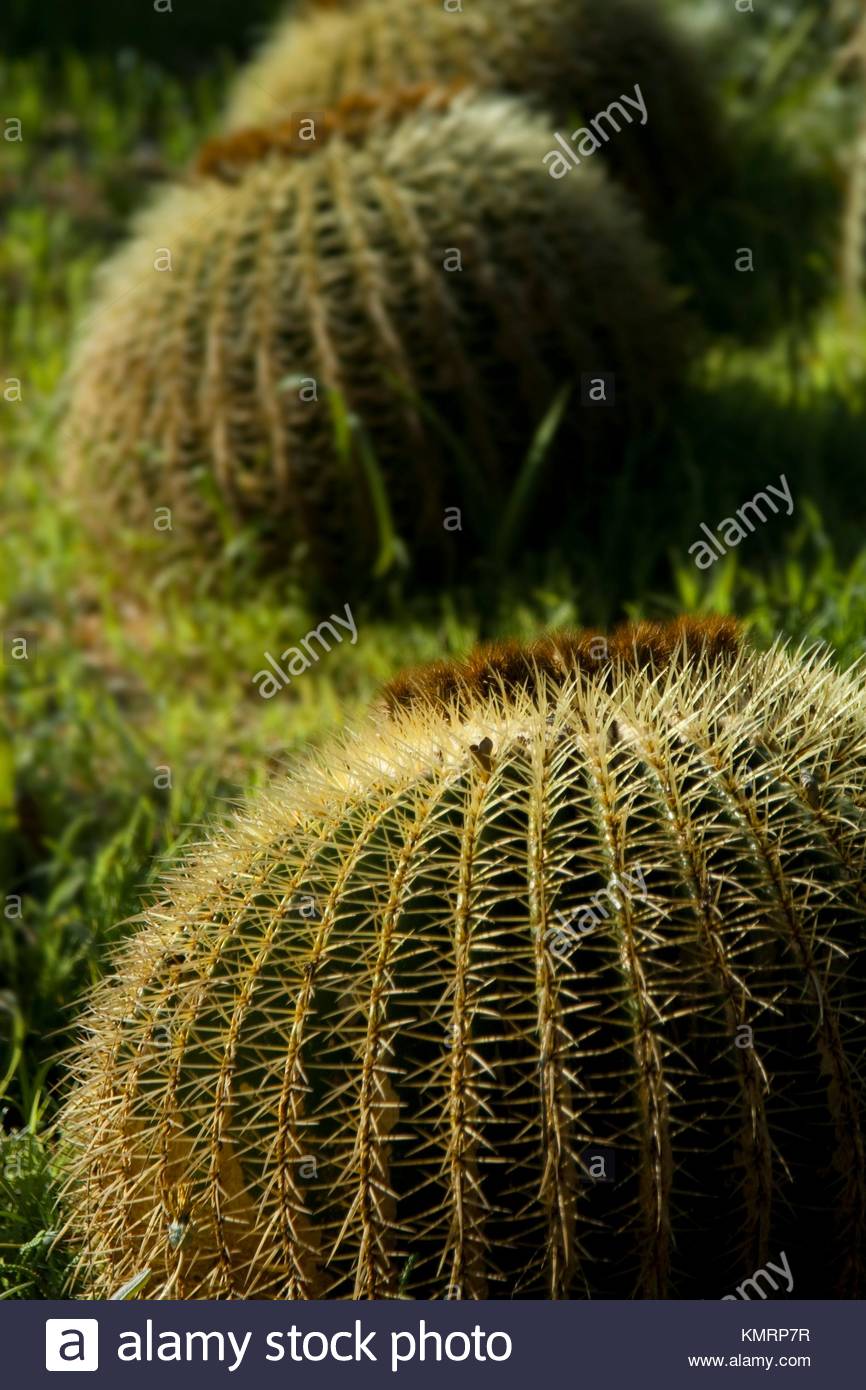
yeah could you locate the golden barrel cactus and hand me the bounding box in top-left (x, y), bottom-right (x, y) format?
top-left (62, 618), bottom-right (866, 1299)
top-left (225, 0), bottom-right (726, 221)
top-left (62, 89), bottom-right (686, 585)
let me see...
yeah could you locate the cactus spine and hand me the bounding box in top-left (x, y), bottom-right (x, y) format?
top-left (62, 91), bottom-right (686, 585)
top-left (62, 619), bottom-right (866, 1299)
top-left (225, 0), bottom-right (726, 222)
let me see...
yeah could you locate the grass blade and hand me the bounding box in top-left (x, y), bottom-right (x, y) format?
top-left (493, 386), bottom-right (571, 566)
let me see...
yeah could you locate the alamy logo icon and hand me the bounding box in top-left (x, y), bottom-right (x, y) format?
top-left (45, 1319), bottom-right (99, 1372)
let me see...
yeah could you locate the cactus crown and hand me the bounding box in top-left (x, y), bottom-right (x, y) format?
top-left (382, 616), bottom-right (743, 713)
top-left (196, 82), bottom-right (468, 181)
top-left (62, 625), bottom-right (866, 1300)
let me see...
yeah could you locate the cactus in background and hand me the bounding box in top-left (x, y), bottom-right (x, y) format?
top-left (61, 617), bottom-right (866, 1299)
top-left (227, 0), bottom-right (834, 346)
top-left (62, 89), bottom-right (687, 587)
top-left (225, 0), bottom-right (727, 223)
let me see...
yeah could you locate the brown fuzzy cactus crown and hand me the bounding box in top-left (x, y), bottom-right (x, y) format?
top-left (196, 82), bottom-right (468, 182)
top-left (382, 616), bottom-right (743, 714)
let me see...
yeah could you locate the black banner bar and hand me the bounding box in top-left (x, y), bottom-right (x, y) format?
top-left (10, 1299), bottom-right (861, 1387)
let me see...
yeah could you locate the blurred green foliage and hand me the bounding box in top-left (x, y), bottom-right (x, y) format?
top-left (0, 1131), bottom-right (73, 1298)
top-left (5, 0), bottom-right (284, 61)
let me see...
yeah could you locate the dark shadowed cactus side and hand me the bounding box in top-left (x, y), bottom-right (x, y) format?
top-left (61, 618), bottom-right (866, 1299)
top-left (62, 89), bottom-right (687, 586)
top-left (225, 0), bottom-right (727, 223)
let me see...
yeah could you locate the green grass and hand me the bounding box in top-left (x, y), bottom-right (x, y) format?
top-left (3, 10), bottom-right (866, 1296)
top-left (3, 0), bottom-right (284, 59)
top-left (0, 1130), bottom-right (73, 1299)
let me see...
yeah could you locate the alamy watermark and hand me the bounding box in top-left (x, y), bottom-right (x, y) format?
top-left (542, 866), bottom-right (649, 963)
top-left (689, 473), bottom-right (794, 570)
top-left (544, 84), bottom-right (648, 179)
top-left (252, 604), bottom-right (357, 699)
top-left (722, 1251), bottom-right (794, 1301)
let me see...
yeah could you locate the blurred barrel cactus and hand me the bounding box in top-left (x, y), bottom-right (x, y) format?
top-left (62, 88), bottom-right (686, 587)
top-left (225, 0), bottom-right (726, 222)
top-left (62, 618), bottom-right (866, 1299)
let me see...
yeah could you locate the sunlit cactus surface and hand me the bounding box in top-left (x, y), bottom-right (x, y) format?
top-left (62, 618), bottom-right (866, 1299)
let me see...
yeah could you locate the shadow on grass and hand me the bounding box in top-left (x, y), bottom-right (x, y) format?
top-left (663, 128), bottom-right (839, 346)
top-left (442, 371), bottom-right (866, 628)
